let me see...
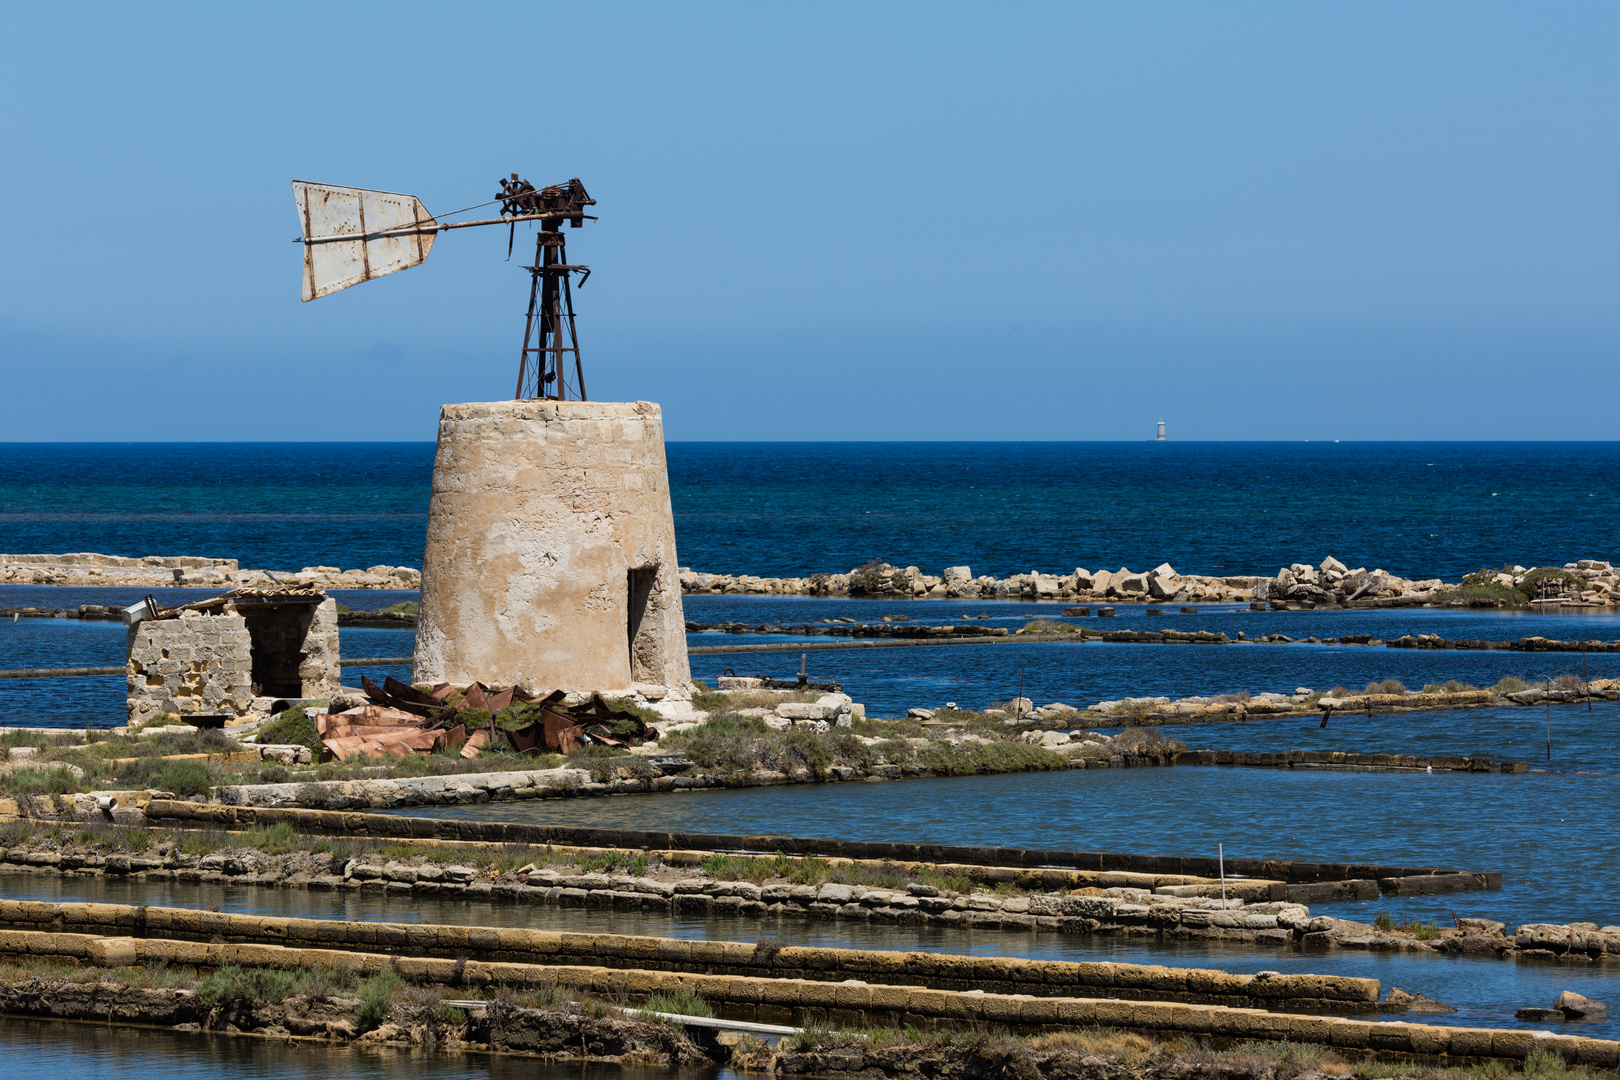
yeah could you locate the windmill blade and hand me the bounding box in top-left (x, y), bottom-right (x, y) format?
top-left (293, 182), bottom-right (438, 301)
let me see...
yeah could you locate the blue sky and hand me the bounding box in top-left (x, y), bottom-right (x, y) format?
top-left (3, 3), bottom-right (1618, 441)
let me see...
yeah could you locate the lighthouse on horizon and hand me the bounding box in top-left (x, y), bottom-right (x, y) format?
top-left (1156, 419), bottom-right (1166, 441)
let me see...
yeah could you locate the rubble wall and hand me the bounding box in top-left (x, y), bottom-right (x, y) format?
top-left (414, 400), bottom-right (689, 694)
top-left (124, 615), bottom-right (253, 725)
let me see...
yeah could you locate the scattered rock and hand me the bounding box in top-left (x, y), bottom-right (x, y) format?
top-left (1382, 987), bottom-right (1457, 1013)
top-left (1515, 1007), bottom-right (1566, 1022)
top-left (1554, 990), bottom-right (1608, 1020)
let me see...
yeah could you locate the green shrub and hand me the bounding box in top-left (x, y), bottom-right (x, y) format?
top-left (0, 766), bottom-right (81, 797)
top-left (644, 987), bottom-right (713, 1018)
top-left (1431, 583), bottom-right (1523, 608)
top-left (1019, 619), bottom-right (1080, 635)
top-left (1112, 727), bottom-right (1185, 756)
top-left (257, 707), bottom-right (319, 752)
top-left (1492, 676), bottom-right (1528, 694)
top-left (293, 782), bottom-right (331, 808)
top-left (195, 964), bottom-right (304, 1005)
top-left (1516, 567), bottom-right (1584, 602)
top-left (355, 970), bottom-right (405, 1032)
top-left (1372, 911), bottom-right (1395, 932)
top-left (115, 758), bottom-right (216, 796)
top-left (233, 821), bottom-right (300, 855)
top-left (696, 712), bottom-right (768, 737)
top-left (1410, 921), bottom-right (1439, 941)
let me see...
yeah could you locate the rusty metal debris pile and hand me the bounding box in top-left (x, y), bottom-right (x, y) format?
top-left (311, 676), bottom-right (659, 762)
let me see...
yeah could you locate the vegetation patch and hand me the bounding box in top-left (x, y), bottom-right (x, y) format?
top-left (0, 765), bottom-right (83, 798)
top-left (257, 707), bottom-right (318, 751)
top-left (113, 757), bottom-right (217, 796)
top-left (642, 987), bottom-right (712, 1018)
top-left (1018, 619), bottom-right (1082, 635)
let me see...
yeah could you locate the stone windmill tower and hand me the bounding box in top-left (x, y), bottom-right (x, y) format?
top-left (293, 176), bottom-right (689, 695)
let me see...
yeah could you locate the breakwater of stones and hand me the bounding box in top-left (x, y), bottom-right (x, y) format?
top-left (679, 557), bottom-right (1620, 608)
top-left (0, 553), bottom-right (419, 591)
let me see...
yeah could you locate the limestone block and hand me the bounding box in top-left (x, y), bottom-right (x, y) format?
top-left (778, 702), bottom-right (836, 721)
top-left (1110, 569), bottom-right (1147, 595)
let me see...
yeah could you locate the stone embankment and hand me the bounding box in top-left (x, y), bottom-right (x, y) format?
top-left (680, 557), bottom-right (1620, 608)
top-left (1009, 680), bottom-right (1618, 728)
top-left (0, 809), bottom-right (1515, 942)
top-left (0, 970), bottom-right (711, 1064)
top-left (0, 552), bottom-right (419, 591)
top-left (4, 904), bottom-right (1620, 1067)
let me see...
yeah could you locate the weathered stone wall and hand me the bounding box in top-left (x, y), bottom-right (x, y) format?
top-left (414, 400), bottom-right (690, 694)
top-left (302, 598), bottom-right (340, 697)
top-left (125, 614), bottom-right (253, 725)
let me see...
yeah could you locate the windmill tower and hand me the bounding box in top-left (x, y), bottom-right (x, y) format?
top-left (293, 175), bottom-right (690, 696)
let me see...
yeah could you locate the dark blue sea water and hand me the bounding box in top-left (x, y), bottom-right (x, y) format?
top-left (3, 442), bottom-right (1618, 579)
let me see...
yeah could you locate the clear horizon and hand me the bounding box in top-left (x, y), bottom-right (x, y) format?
top-left (4, 4), bottom-right (1619, 442)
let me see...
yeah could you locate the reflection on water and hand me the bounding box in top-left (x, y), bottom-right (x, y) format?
top-left (5, 870), bottom-right (1616, 1039)
top-left (0, 1016), bottom-right (732, 1080)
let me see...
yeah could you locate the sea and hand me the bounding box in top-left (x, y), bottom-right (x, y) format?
top-left (4, 441), bottom-right (1619, 579)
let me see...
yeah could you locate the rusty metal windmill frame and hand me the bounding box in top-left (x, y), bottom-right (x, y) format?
top-left (292, 174), bottom-right (596, 401)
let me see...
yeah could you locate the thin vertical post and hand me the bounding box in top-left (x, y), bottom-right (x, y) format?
top-left (564, 269), bottom-right (586, 401)
top-left (1219, 843), bottom-right (1226, 905)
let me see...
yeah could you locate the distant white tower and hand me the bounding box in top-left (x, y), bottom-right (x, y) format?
top-left (1156, 419), bottom-right (1166, 441)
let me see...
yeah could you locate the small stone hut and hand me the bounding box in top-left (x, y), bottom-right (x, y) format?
top-left (125, 586), bottom-right (339, 726)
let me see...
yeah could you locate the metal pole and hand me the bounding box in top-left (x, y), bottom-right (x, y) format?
top-left (515, 231), bottom-right (544, 399)
top-left (563, 266), bottom-right (586, 401)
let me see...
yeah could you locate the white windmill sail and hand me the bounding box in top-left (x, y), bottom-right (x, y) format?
top-left (293, 182), bottom-right (438, 301)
